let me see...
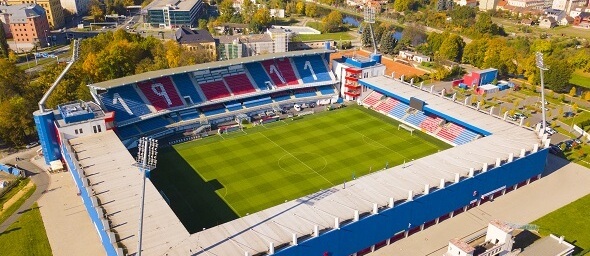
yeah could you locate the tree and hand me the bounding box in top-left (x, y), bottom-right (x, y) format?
top-left (322, 10), bottom-right (344, 33)
top-left (0, 20), bottom-right (9, 58)
top-left (426, 31), bottom-right (447, 55)
top-left (89, 0), bottom-right (104, 22)
top-left (0, 58), bottom-right (27, 101)
top-left (483, 38), bottom-right (516, 76)
top-left (585, 91), bottom-right (590, 101)
top-left (544, 57), bottom-right (574, 93)
top-left (572, 103), bottom-right (579, 113)
top-left (399, 24), bottom-right (426, 47)
top-left (304, 3), bottom-right (317, 17)
top-left (450, 6), bottom-right (476, 28)
top-left (241, 0), bottom-right (255, 23)
top-left (394, 0), bottom-right (413, 12)
top-left (438, 34), bottom-right (465, 62)
top-left (379, 31), bottom-right (397, 55)
top-left (250, 8), bottom-right (271, 33)
top-left (218, 0), bottom-right (235, 22)
top-left (296, 1), bottom-right (305, 15)
top-left (473, 12), bottom-right (504, 36)
top-left (569, 86), bottom-right (577, 97)
top-left (462, 38), bottom-right (488, 67)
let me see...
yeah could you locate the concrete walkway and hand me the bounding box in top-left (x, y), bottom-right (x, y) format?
top-left (368, 154), bottom-right (590, 255)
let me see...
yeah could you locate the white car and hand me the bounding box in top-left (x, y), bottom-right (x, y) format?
top-left (545, 127), bottom-right (556, 135)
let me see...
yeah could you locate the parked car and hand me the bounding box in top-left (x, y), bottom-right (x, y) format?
top-left (545, 127), bottom-right (557, 135)
top-left (26, 141), bottom-right (39, 149)
top-left (563, 112), bottom-right (575, 118)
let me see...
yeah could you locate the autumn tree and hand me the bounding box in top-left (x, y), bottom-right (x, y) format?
top-left (296, 1), bottom-right (305, 15)
top-left (394, 0), bottom-right (414, 12)
top-left (0, 20), bottom-right (9, 58)
top-left (379, 31), bottom-right (397, 55)
top-left (305, 3), bottom-right (317, 17)
top-left (438, 34), bottom-right (465, 62)
top-left (425, 31), bottom-right (447, 55)
top-left (462, 38), bottom-right (488, 67)
top-left (250, 8), bottom-right (271, 33)
top-left (218, 0), bottom-right (236, 22)
top-left (544, 57), bottom-right (574, 93)
top-left (241, 0), bottom-right (256, 24)
top-left (322, 10), bottom-right (344, 33)
top-left (450, 6), bottom-right (476, 28)
top-left (585, 91), bottom-right (590, 101)
top-left (89, 0), bottom-right (104, 22)
top-left (569, 86), bottom-right (577, 97)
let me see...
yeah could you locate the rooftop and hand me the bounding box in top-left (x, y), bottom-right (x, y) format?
top-left (489, 219), bottom-right (514, 233)
top-left (518, 234), bottom-right (575, 256)
top-left (87, 49), bottom-right (333, 90)
top-left (175, 28), bottom-right (215, 44)
top-left (450, 238), bottom-right (476, 253)
top-left (0, 3), bottom-right (45, 24)
top-left (55, 101), bottom-right (105, 127)
top-left (145, 0), bottom-right (200, 11)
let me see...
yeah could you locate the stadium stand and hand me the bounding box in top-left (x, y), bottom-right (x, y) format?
top-left (115, 125), bottom-right (141, 139)
top-left (199, 81), bottom-right (232, 100)
top-left (405, 111), bottom-right (428, 127)
top-left (454, 126), bottom-right (479, 145)
top-left (171, 74), bottom-right (204, 105)
top-left (294, 88), bottom-right (318, 98)
top-left (375, 97), bottom-right (397, 113)
top-left (270, 91), bottom-right (292, 102)
top-left (243, 96), bottom-right (273, 108)
top-left (225, 101), bottom-right (243, 111)
top-left (419, 116), bottom-right (443, 133)
top-left (223, 73), bottom-right (257, 95)
top-left (362, 91), bottom-right (383, 107)
top-left (201, 104), bottom-right (226, 116)
top-left (179, 111), bottom-right (200, 121)
top-left (135, 116), bottom-right (171, 133)
top-left (317, 85), bottom-right (335, 95)
top-left (244, 63), bottom-right (273, 90)
top-left (99, 85), bottom-right (152, 122)
top-left (388, 102), bottom-right (408, 119)
top-left (137, 78), bottom-right (184, 111)
top-left (436, 128), bottom-right (457, 142)
top-left (293, 55), bottom-right (332, 83)
top-left (261, 59), bottom-right (299, 86)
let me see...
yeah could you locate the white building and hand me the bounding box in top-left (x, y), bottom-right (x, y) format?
top-left (454, 0), bottom-right (477, 6)
top-left (479, 0), bottom-right (500, 10)
top-left (332, 53), bottom-right (386, 101)
top-left (60, 0), bottom-right (89, 14)
top-left (399, 50), bottom-right (431, 63)
top-left (507, 0), bottom-right (545, 9)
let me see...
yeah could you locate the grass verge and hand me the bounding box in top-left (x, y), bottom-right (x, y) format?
top-left (0, 179), bottom-right (36, 225)
top-left (0, 202), bottom-right (52, 256)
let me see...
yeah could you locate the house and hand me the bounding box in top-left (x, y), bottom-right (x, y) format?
top-left (559, 16), bottom-right (574, 25)
top-left (539, 17), bottom-right (557, 28)
top-left (0, 4), bottom-right (51, 48)
top-left (507, 0), bottom-right (546, 9)
top-left (454, 0), bottom-right (478, 6)
top-left (573, 12), bottom-right (590, 26)
top-left (5, 0), bottom-right (64, 29)
top-left (479, 0), bottom-right (500, 10)
top-left (175, 28), bottom-right (217, 60)
top-left (398, 50), bottom-right (431, 63)
top-left (521, 18), bottom-right (534, 25)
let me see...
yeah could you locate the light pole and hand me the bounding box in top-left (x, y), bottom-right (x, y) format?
top-left (536, 52), bottom-right (549, 134)
top-left (44, 30), bottom-right (50, 47)
top-left (133, 137), bottom-right (158, 256)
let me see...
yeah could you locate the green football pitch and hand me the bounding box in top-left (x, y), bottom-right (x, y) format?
top-left (151, 105), bottom-right (451, 233)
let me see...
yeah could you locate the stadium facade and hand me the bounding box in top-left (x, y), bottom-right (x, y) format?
top-left (34, 47), bottom-right (550, 256)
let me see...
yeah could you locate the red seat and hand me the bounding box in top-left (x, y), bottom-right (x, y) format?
top-left (137, 77), bottom-right (184, 111)
top-left (223, 74), bottom-right (256, 95)
top-left (199, 81), bottom-right (231, 100)
top-left (261, 59), bottom-right (299, 87)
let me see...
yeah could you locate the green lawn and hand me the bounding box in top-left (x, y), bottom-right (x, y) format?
top-left (0, 179), bottom-right (34, 225)
top-left (151, 106), bottom-right (450, 233)
top-left (532, 193), bottom-right (590, 255)
top-left (570, 70), bottom-right (590, 89)
top-left (0, 203), bottom-right (52, 256)
top-left (296, 31), bottom-right (354, 41)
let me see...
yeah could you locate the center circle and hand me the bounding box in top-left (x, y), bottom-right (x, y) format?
top-left (278, 152), bottom-right (328, 175)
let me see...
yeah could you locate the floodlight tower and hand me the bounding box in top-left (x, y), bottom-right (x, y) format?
top-left (535, 52), bottom-right (548, 134)
top-left (364, 5), bottom-right (377, 54)
top-left (134, 137), bottom-right (158, 256)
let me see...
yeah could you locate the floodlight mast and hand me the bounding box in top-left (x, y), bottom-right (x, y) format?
top-left (535, 52), bottom-right (548, 134)
top-left (133, 137), bottom-right (158, 256)
top-left (364, 6), bottom-right (377, 54)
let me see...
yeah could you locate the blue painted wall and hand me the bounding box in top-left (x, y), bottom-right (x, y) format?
top-left (0, 164), bottom-right (23, 176)
top-left (275, 149), bottom-right (548, 256)
top-left (34, 110), bottom-right (61, 164)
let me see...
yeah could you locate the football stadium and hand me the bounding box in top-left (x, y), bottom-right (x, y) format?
top-left (33, 44), bottom-right (550, 256)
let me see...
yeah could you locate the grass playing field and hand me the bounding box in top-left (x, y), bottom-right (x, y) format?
top-left (151, 105), bottom-right (450, 233)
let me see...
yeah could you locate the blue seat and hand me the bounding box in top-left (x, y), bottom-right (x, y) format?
top-left (135, 117), bottom-right (170, 133)
top-left (272, 95), bottom-right (291, 102)
top-left (180, 111), bottom-right (200, 121)
top-left (292, 55), bottom-right (332, 83)
top-left (317, 85), bottom-right (335, 95)
top-left (172, 73), bottom-right (204, 104)
top-left (225, 101), bottom-right (243, 111)
top-left (243, 96), bottom-right (273, 108)
top-left (389, 103), bottom-right (408, 119)
top-left (116, 125), bottom-right (141, 139)
top-left (405, 112), bottom-right (427, 127)
top-left (454, 129), bottom-right (479, 145)
top-left (99, 85), bottom-right (152, 123)
top-left (244, 62), bottom-right (273, 90)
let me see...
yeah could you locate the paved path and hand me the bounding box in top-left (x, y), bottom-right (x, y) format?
top-left (368, 154), bottom-right (590, 255)
top-left (0, 148), bottom-right (50, 234)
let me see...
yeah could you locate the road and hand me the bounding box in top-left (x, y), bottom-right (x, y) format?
top-left (0, 147), bottom-right (50, 234)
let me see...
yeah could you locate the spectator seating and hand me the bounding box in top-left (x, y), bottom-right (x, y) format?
top-left (135, 116), bottom-right (171, 133)
top-left (244, 63), bottom-right (273, 90)
top-left (223, 74), bottom-right (256, 95)
top-left (294, 88), bottom-right (317, 98)
top-left (116, 125), bottom-right (141, 139)
top-left (454, 127), bottom-right (479, 145)
top-left (244, 96), bottom-right (272, 108)
top-left (446, 123), bottom-right (465, 136)
top-left (292, 55), bottom-right (332, 83)
top-left (436, 129), bottom-right (457, 142)
top-left (225, 101), bottom-right (243, 111)
top-left (405, 111), bottom-right (428, 127)
top-left (317, 85), bottom-right (335, 95)
top-left (419, 116), bottom-right (443, 133)
top-left (171, 73), bottom-right (204, 105)
top-left (261, 59), bottom-right (299, 87)
top-left (389, 102), bottom-right (408, 119)
top-left (362, 91), bottom-right (383, 107)
top-left (99, 85), bottom-right (152, 123)
top-left (201, 104), bottom-right (226, 116)
top-left (137, 77), bottom-right (184, 111)
top-left (270, 91), bottom-right (292, 102)
top-left (375, 98), bottom-right (398, 113)
top-left (199, 81), bottom-right (232, 100)
top-left (179, 110), bottom-right (200, 121)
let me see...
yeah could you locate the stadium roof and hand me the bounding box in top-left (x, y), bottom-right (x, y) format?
top-left (87, 49), bottom-right (333, 90)
top-left (73, 75), bottom-right (543, 255)
top-left (70, 132), bottom-right (189, 256)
